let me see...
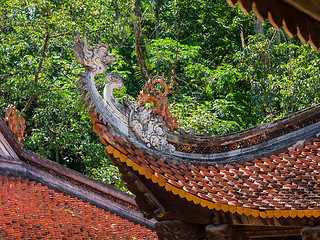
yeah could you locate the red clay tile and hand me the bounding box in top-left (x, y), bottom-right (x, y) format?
top-left (133, 149), bottom-right (146, 158)
top-left (95, 123), bottom-right (108, 133)
top-left (150, 165), bottom-right (162, 174)
top-left (171, 167), bottom-right (182, 176)
top-left (168, 162), bottom-right (178, 169)
top-left (105, 131), bottom-right (116, 142)
top-left (157, 159), bottom-right (167, 167)
top-left (136, 156), bottom-right (148, 165)
top-left (178, 164), bottom-right (189, 171)
top-left (302, 151), bottom-right (314, 156)
top-left (140, 163), bottom-right (154, 173)
top-left (168, 179), bottom-right (183, 188)
top-left (164, 173), bottom-right (177, 181)
top-left (148, 159), bottom-right (159, 167)
top-left (160, 166), bottom-right (173, 175)
top-left (305, 145), bottom-right (318, 149)
top-left (124, 145), bottom-right (134, 155)
top-left (174, 173), bottom-right (186, 182)
top-left (115, 144), bottom-right (128, 155)
top-left (0, 175), bottom-right (158, 240)
top-left (92, 125), bottom-right (104, 136)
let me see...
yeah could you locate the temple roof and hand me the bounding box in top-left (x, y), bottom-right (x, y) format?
top-left (0, 175), bottom-right (157, 239)
top-left (95, 117), bottom-right (320, 219)
top-left (72, 5), bottom-right (320, 233)
top-left (226, 0), bottom-right (320, 50)
top-left (0, 117), bottom-right (157, 239)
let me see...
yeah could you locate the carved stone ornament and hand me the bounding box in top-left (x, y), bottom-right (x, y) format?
top-left (74, 33), bottom-right (176, 153)
top-left (129, 104), bottom-right (175, 153)
top-left (74, 33), bottom-right (116, 75)
top-left (137, 75), bottom-right (179, 132)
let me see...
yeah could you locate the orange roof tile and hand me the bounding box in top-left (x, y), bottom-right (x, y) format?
top-left (96, 118), bottom-right (320, 219)
top-left (0, 175), bottom-right (158, 239)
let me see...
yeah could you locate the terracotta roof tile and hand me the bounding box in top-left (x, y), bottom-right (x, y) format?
top-left (100, 121), bottom-right (320, 217)
top-left (0, 175), bottom-right (157, 239)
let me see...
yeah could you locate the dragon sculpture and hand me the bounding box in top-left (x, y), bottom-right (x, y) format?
top-left (73, 34), bottom-right (176, 153)
top-left (137, 75), bottom-right (179, 132)
top-left (74, 33), bottom-right (116, 75)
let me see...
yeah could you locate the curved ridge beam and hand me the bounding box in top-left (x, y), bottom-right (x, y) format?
top-left (73, 34), bottom-right (129, 135)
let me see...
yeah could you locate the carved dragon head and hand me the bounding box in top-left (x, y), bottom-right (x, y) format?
top-left (73, 33), bottom-right (116, 75)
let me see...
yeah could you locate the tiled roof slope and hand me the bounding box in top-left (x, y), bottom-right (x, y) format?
top-left (93, 115), bottom-right (320, 219)
top-left (0, 117), bottom-right (158, 238)
top-left (0, 175), bottom-right (158, 239)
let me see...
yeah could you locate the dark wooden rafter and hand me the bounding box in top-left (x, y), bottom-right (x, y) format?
top-left (225, 0), bottom-right (320, 50)
top-left (110, 152), bottom-right (166, 220)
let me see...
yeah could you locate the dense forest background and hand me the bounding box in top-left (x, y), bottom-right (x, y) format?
top-left (1, 0), bottom-right (319, 191)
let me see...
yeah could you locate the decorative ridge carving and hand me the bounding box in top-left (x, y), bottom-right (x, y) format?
top-left (74, 33), bottom-right (116, 75)
top-left (74, 34), bottom-right (174, 153)
top-left (138, 75), bottom-right (179, 132)
top-left (128, 103), bottom-right (175, 153)
top-left (4, 103), bottom-right (25, 147)
top-left (167, 104), bottom-right (320, 154)
top-left (74, 34), bottom-right (320, 159)
top-left (73, 33), bottom-right (129, 134)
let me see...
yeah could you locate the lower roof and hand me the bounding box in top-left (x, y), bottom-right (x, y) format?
top-left (0, 117), bottom-right (158, 238)
top-left (0, 174), bottom-right (157, 239)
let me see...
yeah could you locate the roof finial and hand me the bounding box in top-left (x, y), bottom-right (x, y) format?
top-left (4, 103), bottom-right (26, 147)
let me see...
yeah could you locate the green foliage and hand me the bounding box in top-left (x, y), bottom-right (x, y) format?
top-left (236, 35), bottom-right (320, 122)
top-left (90, 163), bottom-right (128, 193)
top-left (170, 96), bottom-right (243, 135)
top-left (0, 0), bottom-right (131, 190)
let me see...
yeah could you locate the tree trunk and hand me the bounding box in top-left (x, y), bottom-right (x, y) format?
top-left (155, 0), bottom-right (160, 39)
top-left (0, 10), bottom-right (7, 36)
top-left (253, 16), bottom-right (264, 38)
top-left (133, 0), bottom-right (150, 82)
top-left (276, 30), bottom-right (281, 45)
top-left (280, 29), bottom-right (292, 44)
top-left (155, 0), bottom-right (160, 73)
top-left (113, 0), bottom-right (120, 20)
top-left (240, 26), bottom-right (245, 48)
top-left (55, 146), bottom-right (59, 163)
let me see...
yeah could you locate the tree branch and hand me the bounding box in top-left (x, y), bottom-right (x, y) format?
top-left (133, 0), bottom-right (150, 82)
top-left (22, 32), bottom-right (50, 114)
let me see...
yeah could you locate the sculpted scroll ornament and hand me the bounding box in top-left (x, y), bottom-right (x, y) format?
top-left (137, 75), bottom-right (179, 132)
top-left (129, 104), bottom-right (175, 153)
